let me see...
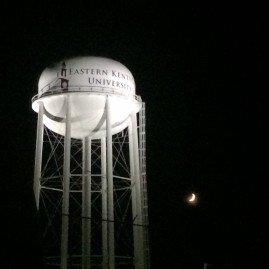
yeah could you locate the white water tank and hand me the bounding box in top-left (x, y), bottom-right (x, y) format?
top-left (32, 56), bottom-right (141, 139)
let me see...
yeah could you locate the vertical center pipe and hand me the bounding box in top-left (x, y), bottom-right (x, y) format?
top-left (34, 101), bottom-right (44, 210)
top-left (82, 137), bottom-right (92, 269)
top-left (61, 95), bottom-right (71, 269)
top-left (106, 96), bottom-right (115, 269)
top-left (101, 137), bottom-right (108, 268)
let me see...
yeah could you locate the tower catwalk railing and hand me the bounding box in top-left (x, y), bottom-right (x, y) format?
top-left (138, 102), bottom-right (150, 268)
top-left (31, 80), bottom-right (142, 103)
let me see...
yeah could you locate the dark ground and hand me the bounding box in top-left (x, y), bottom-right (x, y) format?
top-left (0, 2), bottom-right (267, 268)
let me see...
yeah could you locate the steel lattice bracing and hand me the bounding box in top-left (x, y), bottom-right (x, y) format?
top-left (34, 98), bottom-right (149, 268)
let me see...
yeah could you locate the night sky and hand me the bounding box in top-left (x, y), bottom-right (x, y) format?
top-left (1, 2), bottom-right (267, 268)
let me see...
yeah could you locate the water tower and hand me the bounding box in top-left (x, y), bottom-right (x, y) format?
top-left (31, 56), bottom-right (149, 268)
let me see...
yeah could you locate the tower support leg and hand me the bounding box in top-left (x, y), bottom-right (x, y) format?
top-left (82, 137), bottom-right (92, 269)
top-left (128, 120), bottom-right (139, 268)
top-left (129, 112), bottom-right (144, 269)
top-left (106, 96), bottom-right (115, 269)
top-left (34, 101), bottom-right (44, 210)
top-left (61, 95), bottom-right (71, 269)
top-left (101, 137), bottom-right (108, 268)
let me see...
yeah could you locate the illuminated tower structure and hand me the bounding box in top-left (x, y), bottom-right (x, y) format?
top-left (31, 56), bottom-right (150, 268)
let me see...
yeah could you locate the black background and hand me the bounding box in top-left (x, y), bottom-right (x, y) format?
top-left (0, 2), bottom-right (267, 268)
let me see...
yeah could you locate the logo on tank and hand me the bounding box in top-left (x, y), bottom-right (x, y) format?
top-left (56, 64), bottom-right (135, 94)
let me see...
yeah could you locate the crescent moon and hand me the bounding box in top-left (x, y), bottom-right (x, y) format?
top-left (189, 193), bottom-right (196, 202)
